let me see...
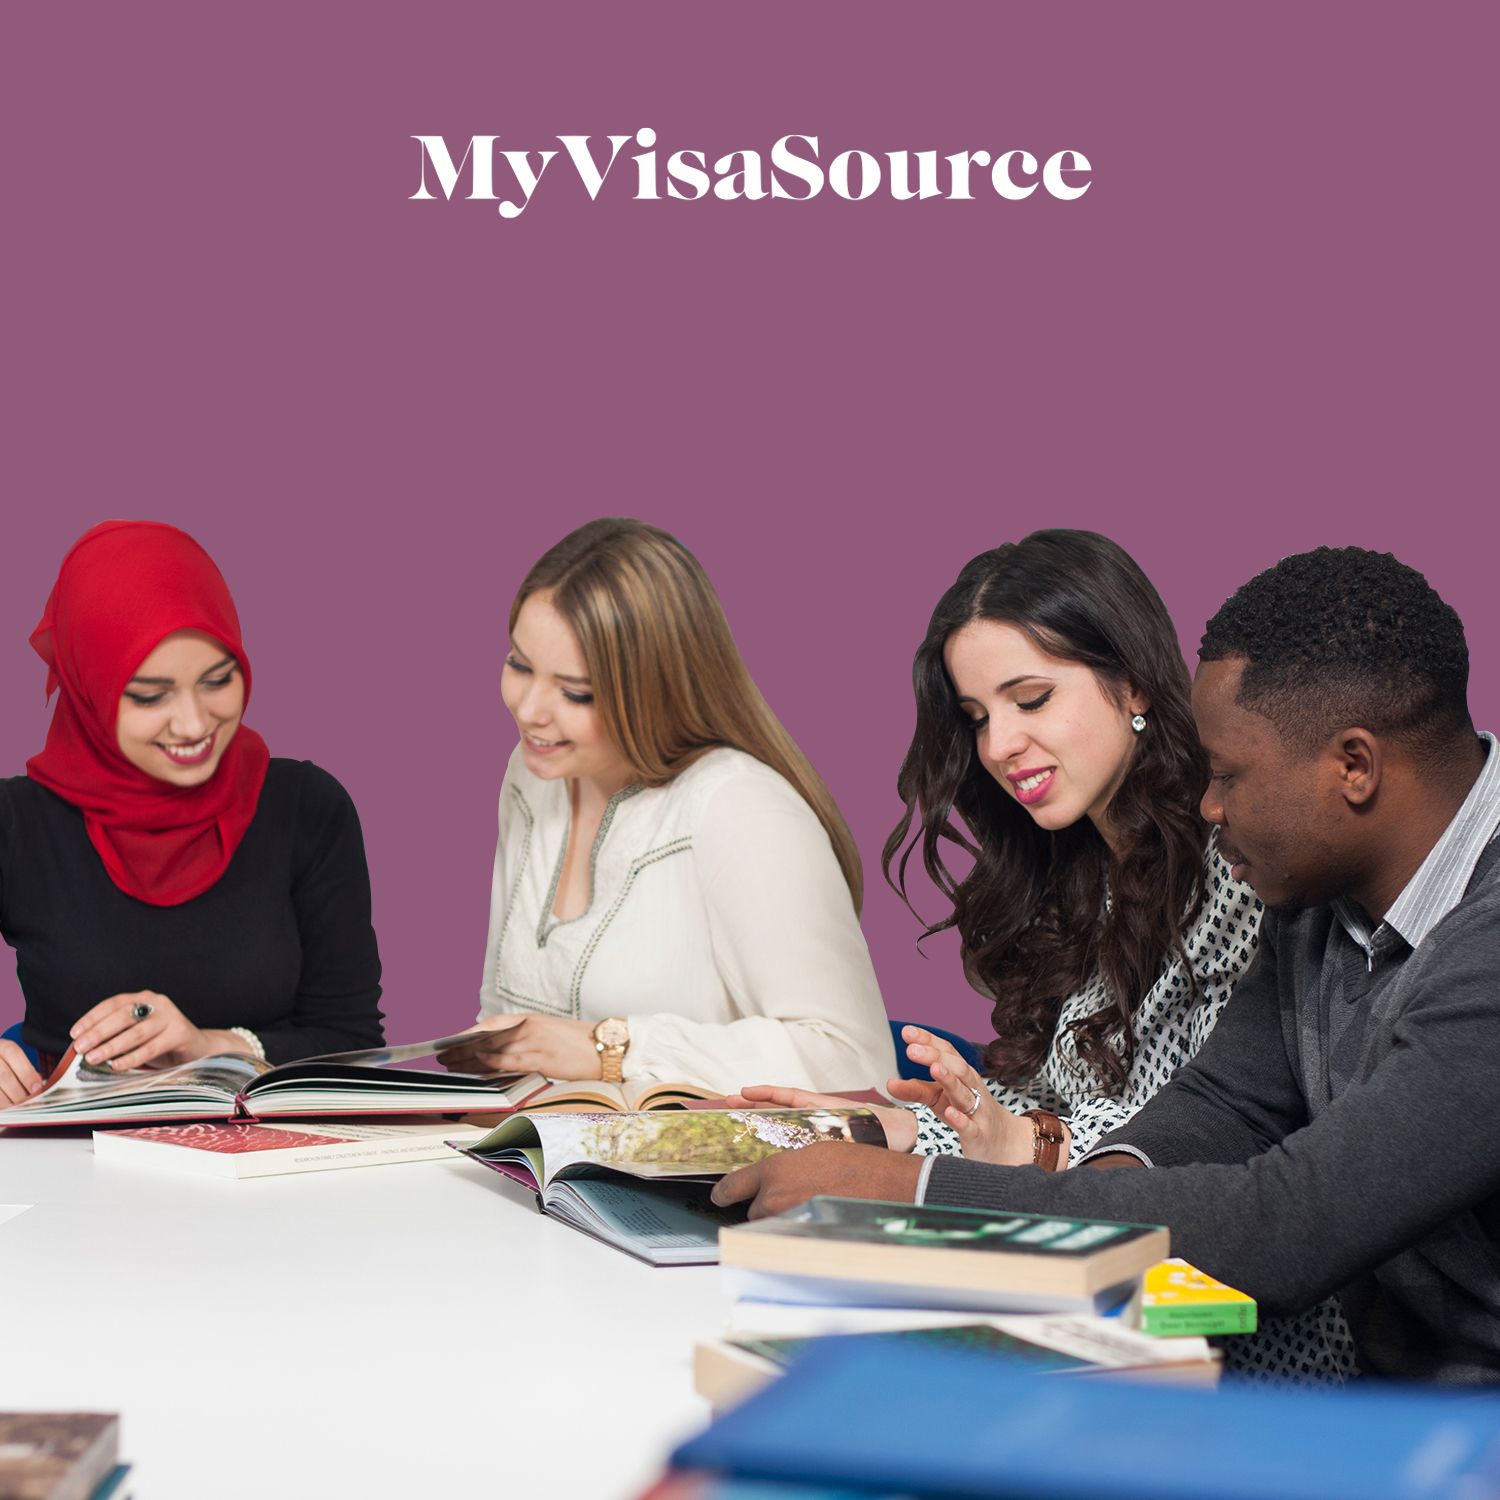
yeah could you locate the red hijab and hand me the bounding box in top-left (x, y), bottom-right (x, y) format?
top-left (26, 521), bottom-right (271, 906)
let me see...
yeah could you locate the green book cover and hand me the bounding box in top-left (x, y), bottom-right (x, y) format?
top-left (747, 1196), bottom-right (1164, 1258)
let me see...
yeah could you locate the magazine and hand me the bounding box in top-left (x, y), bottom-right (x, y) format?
top-left (454, 1107), bottom-right (888, 1266)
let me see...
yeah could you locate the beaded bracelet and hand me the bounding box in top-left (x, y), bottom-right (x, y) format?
top-left (227, 1026), bottom-right (267, 1062)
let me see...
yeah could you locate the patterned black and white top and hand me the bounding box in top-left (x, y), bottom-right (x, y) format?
top-left (911, 836), bottom-right (1258, 1163)
top-left (909, 833), bottom-right (1359, 1385)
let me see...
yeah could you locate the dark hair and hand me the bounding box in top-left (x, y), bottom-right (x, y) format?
top-left (882, 530), bottom-right (1210, 1094)
top-left (1200, 547), bottom-right (1472, 762)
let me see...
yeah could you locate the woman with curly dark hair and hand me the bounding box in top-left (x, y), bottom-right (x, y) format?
top-left (874, 528), bottom-right (1259, 1166)
top-left (736, 529), bottom-right (1258, 1164)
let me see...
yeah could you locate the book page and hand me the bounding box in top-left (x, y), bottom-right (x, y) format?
top-left (460, 1108), bottom-right (888, 1189)
top-left (546, 1177), bottom-right (740, 1263)
top-left (522, 1080), bottom-right (630, 1112)
top-left (626, 1080), bottom-right (718, 1110)
top-left (0, 1048), bottom-right (266, 1124)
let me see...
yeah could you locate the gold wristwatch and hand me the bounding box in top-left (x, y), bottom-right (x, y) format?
top-left (592, 1017), bottom-right (630, 1083)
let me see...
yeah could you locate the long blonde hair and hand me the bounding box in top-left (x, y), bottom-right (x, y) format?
top-left (511, 518), bottom-right (864, 912)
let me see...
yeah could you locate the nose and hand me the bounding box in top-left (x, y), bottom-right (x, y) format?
top-left (169, 693), bottom-right (212, 741)
top-left (981, 718), bottom-right (1028, 771)
top-left (1200, 783), bottom-right (1224, 825)
top-left (515, 676), bottom-right (552, 726)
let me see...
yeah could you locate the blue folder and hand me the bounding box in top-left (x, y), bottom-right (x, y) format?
top-left (672, 1339), bottom-right (1500, 1500)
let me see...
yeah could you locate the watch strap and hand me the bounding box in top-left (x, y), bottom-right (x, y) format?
top-left (1022, 1108), bottom-right (1066, 1171)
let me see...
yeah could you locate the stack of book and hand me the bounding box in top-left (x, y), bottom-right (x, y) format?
top-left (698, 1195), bottom-right (1223, 1410)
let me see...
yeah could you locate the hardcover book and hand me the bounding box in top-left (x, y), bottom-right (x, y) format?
top-left (671, 1339), bottom-right (1500, 1500)
top-left (0, 1413), bottom-right (118, 1500)
top-left (0, 1032), bottom-right (546, 1129)
top-left (454, 1108), bottom-right (887, 1266)
top-left (91, 1118), bottom-right (494, 1178)
top-left (718, 1196), bottom-right (1169, 1314)
top-left (694, 1316), bottom-right (1219, 1410)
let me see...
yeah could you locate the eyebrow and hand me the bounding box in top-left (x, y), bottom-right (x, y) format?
top-left (956, 674), bottom-right (1054, 702)
top-left (507, 642), bottom-right (591, 687)
top-left (129, 655), bottom-right (235, 687)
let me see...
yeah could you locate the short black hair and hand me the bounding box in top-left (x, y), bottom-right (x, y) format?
top-left (1200, 547), bottom-right (1472, 759)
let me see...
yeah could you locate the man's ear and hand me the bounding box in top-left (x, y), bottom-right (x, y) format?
top-left (1327, 728), bottom-right (1381, 807)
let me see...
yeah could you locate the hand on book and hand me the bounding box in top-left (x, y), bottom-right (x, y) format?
top-left (887, 1025), bottom-right (1069, 1168)
top-left (712, 1142), bottom-right (923, 1220)
top-left (442, 1013), bottom-right (600, 1081)
top-left (0, 1038), bottom-right (45, 1104)
top-left (68, 991), bottom-right (251, 1072)
top-left (726, 1085), bottom-right (919, 1152)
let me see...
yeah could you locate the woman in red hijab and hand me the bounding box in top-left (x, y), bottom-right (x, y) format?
top-left (0, 522), bottom-right (383, 1103)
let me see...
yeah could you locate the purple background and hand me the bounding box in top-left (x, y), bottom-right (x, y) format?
top-left (2, 4), bottom-right (1493, 1049)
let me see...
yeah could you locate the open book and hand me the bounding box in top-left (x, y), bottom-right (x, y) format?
top-left (454, 1107), bottom-right (888, 1266)
top-left (0, 1032), bottom-right (546, 1128)
top-left (517, 1078), bottom-right (723, 1112)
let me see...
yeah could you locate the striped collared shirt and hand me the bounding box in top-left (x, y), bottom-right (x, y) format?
top-left (1334, 731), bottom-right (1500, 968)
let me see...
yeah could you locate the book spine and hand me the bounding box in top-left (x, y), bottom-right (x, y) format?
top-left (1141, 1302), bottom-right (1257, 1336)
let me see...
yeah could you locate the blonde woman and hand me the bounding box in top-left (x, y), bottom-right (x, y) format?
top-left (462, 519), bottom-right (894, 1095)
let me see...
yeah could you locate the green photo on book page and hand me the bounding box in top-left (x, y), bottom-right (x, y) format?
top-left (572, 1108), bottom-right (885, 1176)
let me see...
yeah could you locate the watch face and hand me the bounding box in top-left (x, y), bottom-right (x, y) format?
top-left (594, 1017), bottom-right (629, 1048)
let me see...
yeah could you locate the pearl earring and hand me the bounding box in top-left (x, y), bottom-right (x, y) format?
top-left (1131, 714), bottom-right (1147, 734)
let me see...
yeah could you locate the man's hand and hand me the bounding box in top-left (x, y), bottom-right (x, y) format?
top-left (711, 1143), bottom-right (923, 1220)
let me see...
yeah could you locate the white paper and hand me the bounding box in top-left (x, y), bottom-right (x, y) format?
top-left (0, 1205), bottom-right (32, 1228)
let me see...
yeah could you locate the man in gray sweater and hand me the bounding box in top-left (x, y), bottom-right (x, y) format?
top-left (715, 547), bottom-right (1500, 1382)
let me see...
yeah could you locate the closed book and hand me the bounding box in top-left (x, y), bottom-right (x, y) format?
top-left (1127, 1257), bottom-right (1258, 1336)
top-left (0, 1031), bottom-right (545, 1128)
top-left (694, 1317), bottom-right (1218, 1409)
top-left (719, 1196), bottom-right (1168, 1315)
top-left (92, 1119), bottom-right (492, 1178)
top-left (0, 1413), bottom-right (118, 1500)
top-left (673, 1340), bottom-right (1500, 1500)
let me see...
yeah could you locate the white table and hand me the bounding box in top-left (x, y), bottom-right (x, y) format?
top-left (0, 1132), bottom-right (728, 1498)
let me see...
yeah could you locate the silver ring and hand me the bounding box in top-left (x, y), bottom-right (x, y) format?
top-left (131, 1003), bottom-right (154, 1021)
top-left (964, 1085), bottom-right (982, 1117)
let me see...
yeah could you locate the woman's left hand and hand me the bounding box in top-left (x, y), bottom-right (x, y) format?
top-left (893, 1024), bottom-right (1071, 1167)
top-left (69, 991), bottom-right (248, 1072)
top-left (445, 1014), bottom-right (602, 1081)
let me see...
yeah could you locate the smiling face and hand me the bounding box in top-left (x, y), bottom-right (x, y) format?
top-left (1192, 656), bottom-right (1351, 911)
top-left (945, 620), bottom-right (1146, 847)
top-left (502, 590), bottom-right (636, 794)
top-left (115, 629), bottom-right (245, 787)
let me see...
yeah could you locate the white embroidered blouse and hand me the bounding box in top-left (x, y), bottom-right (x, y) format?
top-left (477, 745), bottom-right (896, 1095)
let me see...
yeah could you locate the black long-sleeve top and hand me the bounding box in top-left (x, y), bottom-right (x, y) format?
top-left (1, 759), bottom-right (384, 1064)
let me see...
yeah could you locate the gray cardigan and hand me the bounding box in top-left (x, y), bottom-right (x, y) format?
top-left (924, 819), bottom-right (1500, 1382)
